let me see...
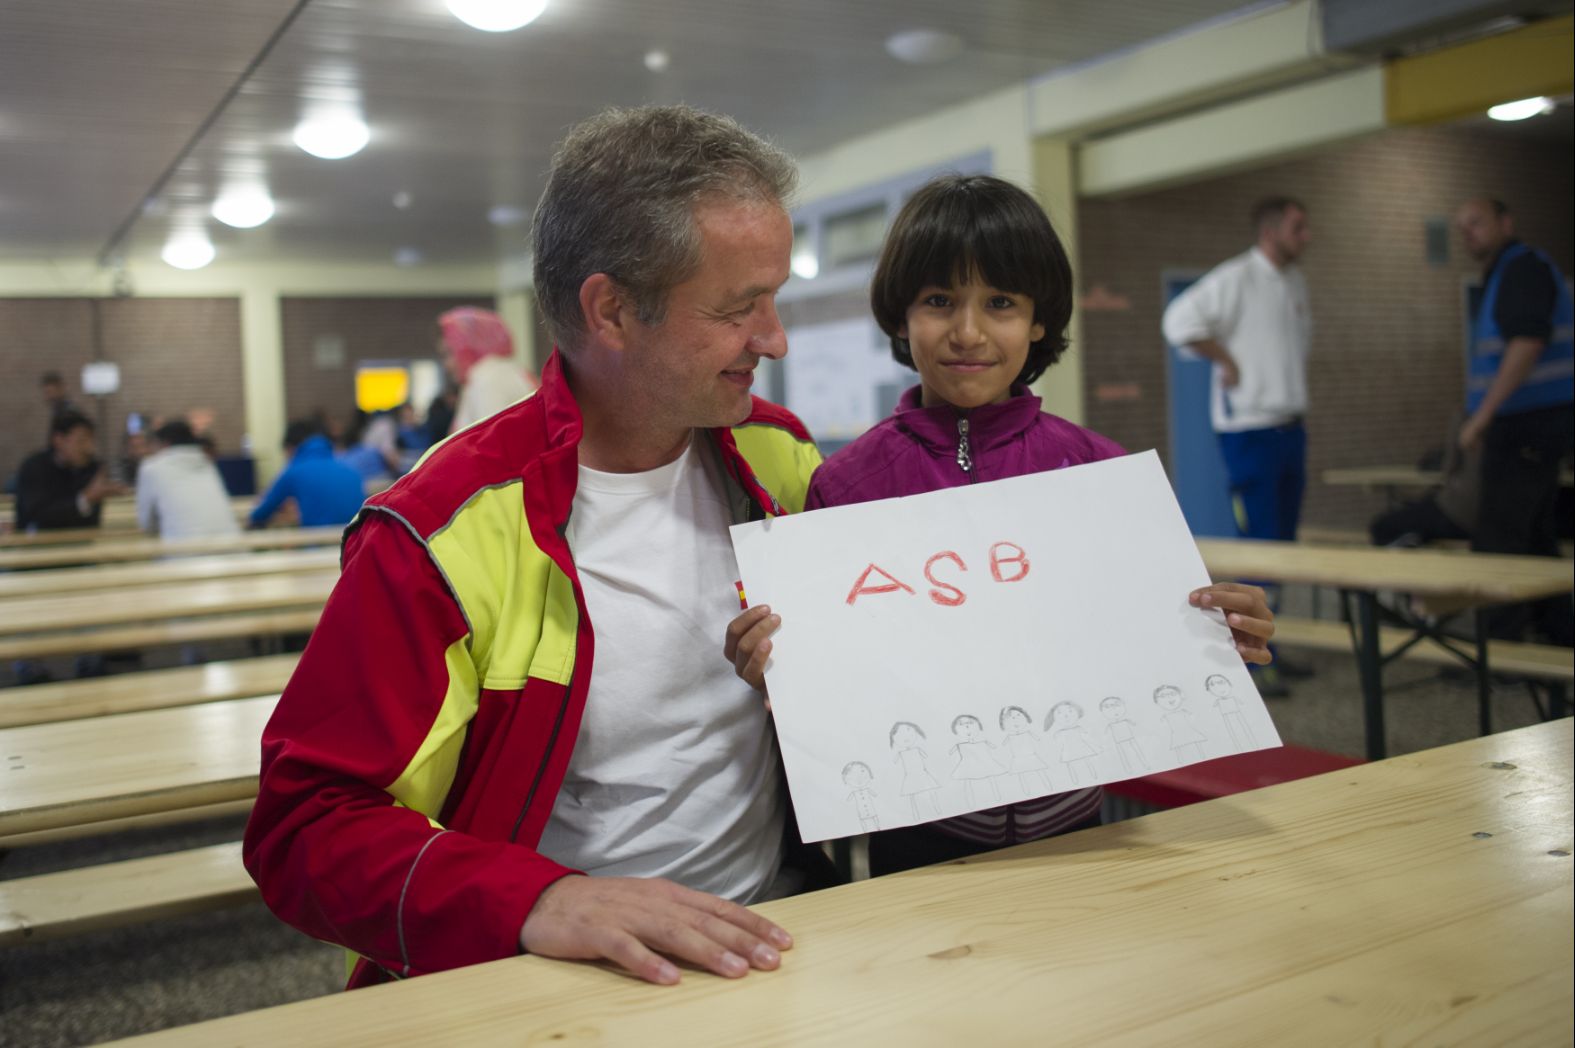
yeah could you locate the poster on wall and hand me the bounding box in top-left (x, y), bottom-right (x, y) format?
top-left (783, 317), bottom-right (912, 442)
top-left (730, 451), bottom-right (1281, 843)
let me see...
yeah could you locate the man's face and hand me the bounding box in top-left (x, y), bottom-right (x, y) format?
top-left (620, 198), bottom-right (792, 436)
top-left (42, 381), bottom-right (64, 405)
top-left (1267, 206), bottom-right (1311, 263)
top-left (1456, 201), bottom-right (1510, 263)
top-left (53, 425), bottom-right (95, 469)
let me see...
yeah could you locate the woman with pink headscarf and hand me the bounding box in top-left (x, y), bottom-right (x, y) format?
top-left (438, 306), bottom-right (539, 433)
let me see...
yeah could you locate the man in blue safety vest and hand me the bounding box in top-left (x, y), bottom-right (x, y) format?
top-left (1455, 196), bottom-right (1574, 645)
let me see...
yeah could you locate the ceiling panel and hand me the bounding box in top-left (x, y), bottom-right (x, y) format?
top-left (2, 0), bottom-right (1268, 268)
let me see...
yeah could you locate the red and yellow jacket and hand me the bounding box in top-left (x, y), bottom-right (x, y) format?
top-left (242, 351), bottom-right (820, 989)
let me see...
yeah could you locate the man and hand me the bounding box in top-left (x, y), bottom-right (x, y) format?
top-left (1162, 196), bottom-right (1314, 695)
top-left (246, 419), bottom-right (366, 529)
top-left (1455, 196), bottom-right (1574, 644)
top-left (14, 410), bottom-right (123, 531)
top-left (39, 371), bottom-right (78, 442)
top-left (135, 419), bottom-right (242, 541)
top-left (244, 105), bottom-right (824, 990)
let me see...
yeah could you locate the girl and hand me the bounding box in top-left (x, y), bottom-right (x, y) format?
top-left (726, 174), bottom-right (1275, 875)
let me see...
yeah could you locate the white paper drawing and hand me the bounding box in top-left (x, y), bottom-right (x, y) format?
top-left (890, 721), bottom-right (942, 818)
top-left (728, 450), bottom-right (1284, 842)
top-left (842, 761), bottom-right (880, 831)
top-left (1207, 673), bottom-right (1255, 749)
top-left (998, 705), bottom-right (1052, 793)
top-left (1153, 684), bottom-right (1207, 763)
top-left (1099, 696), bottom-right (1148, 774)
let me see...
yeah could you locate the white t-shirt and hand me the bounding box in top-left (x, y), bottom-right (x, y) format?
top-left (537, 438), bottom-right (785, 903)
top-left (451, 356), bottom-right (537, 433)
top-left (135, 445), bottom-right (242, 541)
top-left (1162, 247), bottom-right (1312, 433)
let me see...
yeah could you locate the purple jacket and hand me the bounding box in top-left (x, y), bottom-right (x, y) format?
top-left (807, 385), bottom-right (1125, 510)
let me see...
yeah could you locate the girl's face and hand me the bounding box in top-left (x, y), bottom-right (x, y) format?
top-left (1004, 709), bottom-right (1029, 731)
top-left (901, 278), bottom-right (1044, 411)
top-left (894, 724), bottom-right (918, 747)
top-left (1157, 690), bottom-right (1182, 711)
top-left (1053, 704), bottom-right (1080, 727)
top-left (958, 718), bottom-right (981, 740)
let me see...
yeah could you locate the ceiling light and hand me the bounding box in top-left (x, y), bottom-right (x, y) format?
top-left (162, 231), bottom-right (215, 270)
top-left (885, 29), bottom-right (963, 65)
top-left (393, 247), bottom-right (425, 267)
top-left (211, 188), bottom-right (275, 229)
top-left (488, 205), bottom-right (528, 227)
top-left (392, 191), bottom-right (413, 210)
top-left (644, 49), bottom-right (670, 72)
top-left (791, 249), bottom-right (819, 280)
top-left (293, 111), bottom-right (370, 159)
top-left (1487, 96), bottom-right (1555, 122)
top-left (446, 0), bottom-right (547, 32)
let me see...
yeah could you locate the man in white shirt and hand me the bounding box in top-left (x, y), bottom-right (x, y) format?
top-left (135, 420), bottom-right (242, 541)
top-left (1162, 197), bottom-right (1313, 694)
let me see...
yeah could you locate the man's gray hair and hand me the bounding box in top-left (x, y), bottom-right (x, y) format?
top-left (531, 105), bottom-right (798, 351)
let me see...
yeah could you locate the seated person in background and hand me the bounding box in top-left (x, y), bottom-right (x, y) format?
top-left (439, 306), bottom-right (539, 433)
top-left (248, 419), bottom-right (366, 529)
top-left (336, 410), bottom-right (401, 494)
top-left (135, 419), bottom-right (243, 541)
top-left (1369, 430), bottom-right (1479, 549)
top-left (14, 410), bottom-right (126, 531)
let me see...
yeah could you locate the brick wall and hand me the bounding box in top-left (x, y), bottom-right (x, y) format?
top-left (1077, 123), bottom-right (1574, 530)
top-left (0, 297), bottom-right (243, 488)
top-left (278, 295), bottom-right (494, 434)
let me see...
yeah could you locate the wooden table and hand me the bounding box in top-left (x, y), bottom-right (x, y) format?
top-left (0, 525), bottom-right (342, 565)
top-left (109, 720), bottom-right (1573, 1047)
top-left (0, 571), bottom-right (336, 637)
top-left (0, 548), bottom-right (339, 599)
top-left (0, 695), bottom-right (274, 841)
top-left (1197, 538), bottom-right (1574, 759)
top-left (0, 495), bottom-right (254, 535)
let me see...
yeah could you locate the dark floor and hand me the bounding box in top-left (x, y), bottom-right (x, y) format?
top-left (0, 592), bottom-right (1562, 1047)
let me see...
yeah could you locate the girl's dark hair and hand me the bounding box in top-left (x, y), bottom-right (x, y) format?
top-left (870, 174), bottom-right (1073, 386)
top-left (889, 721), bottom-right (927, 747)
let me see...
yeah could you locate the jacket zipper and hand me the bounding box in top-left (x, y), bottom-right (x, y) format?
top-left (956, 418), bottom-right (977, 482)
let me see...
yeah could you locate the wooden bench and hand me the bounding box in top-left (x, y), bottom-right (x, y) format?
top-left (0, 525), bottom-right (342, 569)
top-left (0, 695), bottom-right (274, 842)
top-left (0, 549), bottom-right (339, 600)
top-left (0, 607), bottom-right (321, 661)
top-left (0, 841), bottom-right (256, 947)
top-left (1274, 616), bottom-right (1573, 683)
top-left (0, 654), bottom-right (297, 729)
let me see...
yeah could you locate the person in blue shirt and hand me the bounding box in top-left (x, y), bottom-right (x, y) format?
top-left (1455, 196), bottom-right (1574, 644)
top-left (248, 420), bottom-right (367, 529)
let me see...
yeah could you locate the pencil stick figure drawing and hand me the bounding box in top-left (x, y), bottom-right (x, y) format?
top-left (889, 721), bottom-right (942, 818)
top-left (949, 714), bottom-right (1004, 805)
top-left (842, 761), bottom-right (880, 831)
top-left (998, 705), bottom-right (1052, 793)
top-left (1098, 695), bottom-right (1148, 773)
top-left (1206, 673), bottom-right (1254, 748)
top-left (1154, 684), bottom-right (1206, 763)
top-left (1046, 701), bottom-right (1100, 785)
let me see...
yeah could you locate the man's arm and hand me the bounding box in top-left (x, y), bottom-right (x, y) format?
top-left (1460, 336), bottom-right (1547, 450)
top-left (1161, 275), bottom-right (1239, 387)
top-left (1180, 337), bottom-right (1240, 388)
top-left (247, 469), bottom-right (290, 528)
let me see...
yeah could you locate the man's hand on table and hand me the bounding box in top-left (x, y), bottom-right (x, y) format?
top-left (519, 874), bottom-right (792, 985)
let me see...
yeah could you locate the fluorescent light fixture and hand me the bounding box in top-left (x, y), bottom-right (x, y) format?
top-left (162, 231), bottom-right (215, 270)
top-left (211, 188), bottom-right (275, 228)
top-left (293, 111), bottom-right (370, 159)
top-left (488, 205), bottom-right (528, 227)
top-left (392, 191), bottom-right (413, 210)
top-left (1487, 96), bottom-right (1555, 121)
top-left (791, 249), bottom-right (819, 280)
top-left (885, 29), bottom-right (963, 64)
top-left (446, 0), bottom-right (547, 32)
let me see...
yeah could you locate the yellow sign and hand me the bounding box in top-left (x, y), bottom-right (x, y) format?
top-left (355, 366), bottom-right (410, 413)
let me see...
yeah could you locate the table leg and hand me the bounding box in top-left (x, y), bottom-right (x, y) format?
top-left (1351, 590), bottom-right (1386, 760)
top-left (1474, 608), bottom-right (1492, 737)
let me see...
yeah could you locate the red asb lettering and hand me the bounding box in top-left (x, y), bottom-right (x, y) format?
top-left (846, 541), bottom-right (1029, 608)
top-left (845, 563), bottom-right (917, 606)
top-left (924, 551), bottom-right (967, 607)
top-left (989, 541), bottom-right (1030, 583)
